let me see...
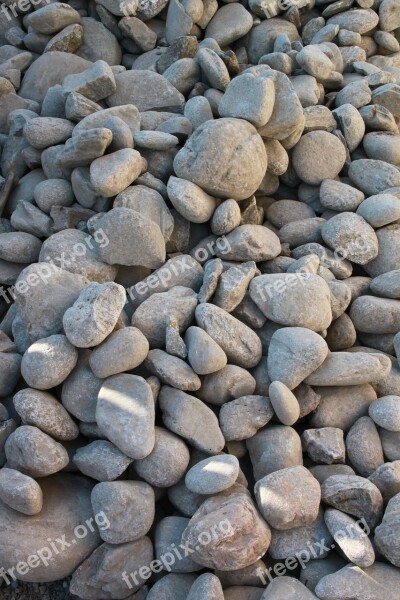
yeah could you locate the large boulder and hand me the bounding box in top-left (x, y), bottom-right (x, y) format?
top-left (19, 52), bottom-right (91, 104)
top-left (173, 118), bottom-right (268, 201)
top-left (0, 474), bottom-right (101, 582)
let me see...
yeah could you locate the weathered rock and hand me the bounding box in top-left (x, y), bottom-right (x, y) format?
top-left (0, 468), bottom-right (43, 515)
top-left (13, 388), bottom-right (78, 441)
top-left (91, 208), bottom-right (166, 268)
top-left (5, 425), bottom-right (69, 477)
top-left (145, 349), bottom-right (201, 391)
top-left (321, 474), bottom-right (383, 529)
top-left (195, 303), bottom-right (262, 369)
top-left (369, 395), bottom-right (400, 431)
top-left (73, 440), bottom-right (131, 482)
top-left (70, 537), bottom-right (153, 599)
top-left (255, 466), bottom-right (321, 531)
top-left (173, 118), bottom-right (268, 201)
top-left (91, 480), bottom-right (155, 543)
top-left (184, 326), bottom-right (227, 375)
top-left (132, 287), bottom-right (198, 348)
top-left (250, 274), bottom-right (332, 332)
top-left (220, 395), bottom-right (273, 441)
top-left (346, 416), bottom-right (384, 477)
top-left (182, 487), bottom-right (271, 571)
top-left (107, 70), bottom-right (185, 112)
top-left (63, 282), bottom-right (126, 348)
top-left (159, 386), bottom-right (225, 454)
top-left (302, 427), bottom-right (346, 464)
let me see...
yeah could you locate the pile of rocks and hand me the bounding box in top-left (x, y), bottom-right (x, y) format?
top-left (0, 0), bottom-right (399, 597)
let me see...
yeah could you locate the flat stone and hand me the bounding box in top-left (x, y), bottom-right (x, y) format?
top-left (13, 388), bottom-right (79, 441)
top-left (23, 117), bottom-right (74, 150)
top-left (155, 516), bottom-right (201, 573)
top-left (219, 395), bottom-right (273, 441)
top-left (185, 454), bottom-right (239, 495)
top-left (260, 576), bottom-right (319, 599)
top-left (350, 296), bottom-right (400, 334)
top-left (315, 563), bottom-right (399, 600)
top-left (70, 537), bottom-right (153, 599)
top-left (25, 3), bottom-right (81, 35)
top-left (19, 52), bottom-right (91, 104)
top-left (195, 303), bottom-right (262, 369)
top-left (369, 395), bottom-right (400, 431)
top-left (131, 287), bottom-right (197, 347)
top-left (255, 465), bottom-right (321, 531)
top-left (322, 212), bottom-right (378, 265)
top-left (0, 468), bottom-right (43, 515)
top-left (92, 207), bottom-right (166, 268)
top-left (75, 17), bottom-right (121, 65)
top-left (73, 440), bottom-right (132, 482)
top-left (205, 4), bottom-right (253, 46)
top-left (187, 573), bottom-right (224, 600)
top-left (292, 132), bottom-right (347, 185)
top-left (167, 176), bottom-right (218, 224)
top-left (369, 461), bottom-right (400, 501)
top-left (91, 480), bottom-right (154, 543)
top-left (346, 416), bottom-right (384, 477)
top-left (325, 508), bottom-right (375, 567)
top-left (159, 386), bottom-right (225, 454)
top-left (198, 365), bottom-right (256, 406)
top-left (90, 148), bottom-right (144, 197)
top-left (145, 349), bottom-right (201, 391)
top-left (213, 262), bottom-right (257, 313)
top-left (15, 264), bottom-right (86, 341)
top-left (250, 273), bottom-right (332, 332)
top-left (107, 70), bottom-right (185, 112)
top-left (375, 493), bottom-right (400, 567)
top-left (247, 425), bottom-right (303, 480)
top-left (5, 425), bottom-right (69, 477)
top-left (321, 474), bottom-right (383, 530)
top-left (62, 350), bottom-right (103, 422)
top-left (349, 159), bottom-right (400, 196)
top-left (39, 229), bottom-right (117, 283)
top-left (310, 384), bottom-right (377, 431)
top-left (96, 374), bottom-right (155, 459)
top-left (305, 352), bottom-right (385, 386)
top-left (215, 226), bottom-right (281, 262)
top-left (357, 194), bottom-right (400, 228)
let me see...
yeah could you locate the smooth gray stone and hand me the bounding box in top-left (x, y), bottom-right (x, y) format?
top-left (96, 374), bottom-right (155, 460)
